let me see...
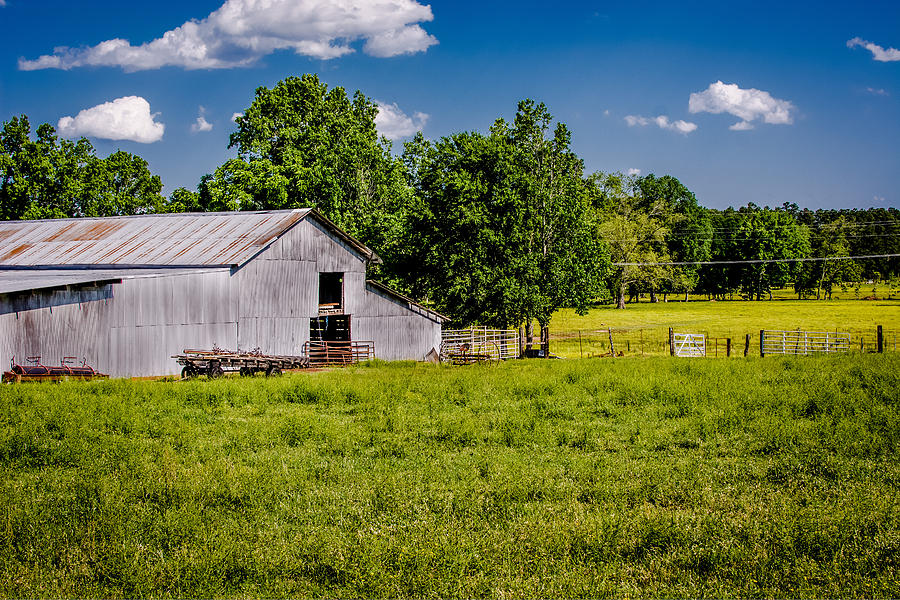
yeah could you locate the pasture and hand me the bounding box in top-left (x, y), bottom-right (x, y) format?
top-left (2, 350), bottom-right (898, 597)
top-left (550, 296), bottom-right (900, 358)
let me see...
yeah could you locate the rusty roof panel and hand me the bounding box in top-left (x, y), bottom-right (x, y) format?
top-left (0, 210), bottom-right (314, 267)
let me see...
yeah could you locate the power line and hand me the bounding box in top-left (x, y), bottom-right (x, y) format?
top-left (613, 253), bottom-right (900, 267)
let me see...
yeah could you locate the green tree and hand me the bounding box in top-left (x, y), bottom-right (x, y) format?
top-left (736, 206), bottom-right (811, 300)
top-left (402, 101), bottom-right (608, 327)
top-left (205, 74), bottom-right (410, 255)
top-left (795, 217), bottom-right (862, 299)
top-left (1, 115), bottom-right (166, 219)
top-left (636, 175), bottom-right (712, 301)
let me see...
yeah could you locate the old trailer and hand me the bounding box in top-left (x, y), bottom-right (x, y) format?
top-left (2, 356), bottom-right (109, 383)
top-left (172, 349), bottom-right (310, 379)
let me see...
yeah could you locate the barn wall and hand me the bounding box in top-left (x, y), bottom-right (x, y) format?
top-left (0, 270), bottom-right (237, 378)
top-left (233, 218), bottom-right (368, 356)
top-left (353, 285), bottom-right (442, 361)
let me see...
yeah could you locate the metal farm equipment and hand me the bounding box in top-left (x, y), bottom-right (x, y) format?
top-left (172, 348), bottom-right (310, 379)
top-left (2, 356), bottom-right (108, 383)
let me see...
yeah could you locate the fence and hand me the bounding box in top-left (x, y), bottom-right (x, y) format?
top-left (760, 330), bottom-right (851, 356)
top-left (302, 341), bottom-right (375, 366)
top-left (673, 333), bottom-right (705, 357)
top-left (440, 327), bottom-right (519, 362)
top-left (545, 325), bottom-right (894, 359)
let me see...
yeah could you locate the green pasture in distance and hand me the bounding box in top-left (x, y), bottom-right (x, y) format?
top-left (550, 296), bottom-right (900, 358)
top-left (2, 355), bottom-right (898, 597)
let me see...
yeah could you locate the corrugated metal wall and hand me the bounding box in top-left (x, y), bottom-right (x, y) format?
top-left (0, 215), bottom-right (441, 377)
top-left (354, 283), bottom-right (442, 361)
top-left (0, 270), bottom-right (237, 377)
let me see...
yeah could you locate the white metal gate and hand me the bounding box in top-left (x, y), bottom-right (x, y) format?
top-left (440, 327), bottom-right (518, 362)
top-left (673, 333), bottom-right (706, 357)
top-left (761, 330), bottom-right (851, 356)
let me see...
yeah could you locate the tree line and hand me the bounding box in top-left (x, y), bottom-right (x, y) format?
top-left (2, 74), bottom-right (898, 327)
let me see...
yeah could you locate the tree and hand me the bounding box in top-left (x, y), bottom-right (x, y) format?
top-left (591, 173), bottom-right (696, 309)
top-left (735, 206), bottom-right (810, 300)
top-left (1, 115), bottom-right (166, 219)
top-left (401, 101), bottom-right (608, 327)
top-left (794, 217), bottom-right (861, 299)
top-left (204, 74), bottom-right (410, 254)
top-left (636, 175), bottom-right (712, 301)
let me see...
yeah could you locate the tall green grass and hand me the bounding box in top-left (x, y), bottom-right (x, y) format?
top-left (2, 356), bottom-right (899, 597)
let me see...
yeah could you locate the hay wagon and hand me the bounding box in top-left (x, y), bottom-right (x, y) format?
top-left (172, 349), bottom-right (309, 379)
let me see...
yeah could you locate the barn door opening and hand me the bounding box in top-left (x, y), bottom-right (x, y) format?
top-left (310, 315), bottom-right (350, 342)
top-left (318, 272), bottom-right (344, 315)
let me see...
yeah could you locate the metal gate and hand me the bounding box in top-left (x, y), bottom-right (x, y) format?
top-left (761, 330), bottom-right (851, 356)
top-left (673, 333), bottom-right (706, 357)
top-left (440, 327), bottom-right (518, 362)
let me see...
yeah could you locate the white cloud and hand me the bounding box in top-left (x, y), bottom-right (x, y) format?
top-left (191, 107), bottom-right (213, 133)
top-left (57, 96), bottom-right (164, 143)
top-left (231, 112), bottom-right (243, 122)
top-left (625, 114), bottom-right (696, 134)
top-left (624, 115), bottom-right (649, 127)
top-left (603, 109), bottom-right (610, 117)
top-left (729, 120), bottom-right (755, 131)
top-left (627, 168), bottom-right (641, 176)
top-left (866, 87), bottom-right (889, 96)
top-left (374, 101), bottom-right (428, 140)
top-left (689, 81), bottom-right (794, 131)
top-left (847, 37), bottom-right (900, 62)
top-left (19, 0), bottom-right (438, 72)
top-left (654, 115), bottom-right (697, 134)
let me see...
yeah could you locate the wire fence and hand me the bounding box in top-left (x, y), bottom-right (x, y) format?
top-left (546, 325), bottom-right (897, 359)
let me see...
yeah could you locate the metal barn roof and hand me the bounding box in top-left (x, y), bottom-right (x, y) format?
top-left (0, 209), bottom-right (379, 268)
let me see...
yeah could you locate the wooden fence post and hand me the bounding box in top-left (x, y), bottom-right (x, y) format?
top-left (877, 325), bottom-right (884, 353)
top-left (744, 334), bottom-right (750, 357)
top-left (609, 328), bottom-right (616, 358)
top-left (759, 330), bottom-right (765, 357)
top-left (726, 338), bottom-right (732, 357)
top-left (518, 327), bottom-right (524, 359)
top-left (668, 327), bottom-right (674, 357)
top-left (578, 330), bottom-right (583, 359)
top-left (541, 326), bottom-right (550, 358)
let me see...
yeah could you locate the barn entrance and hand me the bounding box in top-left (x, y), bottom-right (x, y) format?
top-left (310, 315), bottom-right (350, 342)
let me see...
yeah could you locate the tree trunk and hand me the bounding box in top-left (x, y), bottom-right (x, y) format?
top-left (617, 282), bottom-right (627, 309)
top-left (525, 320), bottom-right (534, 350)
top-left (650, 290), bottom-right (658, 303)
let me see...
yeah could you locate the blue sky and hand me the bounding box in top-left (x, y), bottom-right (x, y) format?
top-left (1, 0), bottom-right (898, 210)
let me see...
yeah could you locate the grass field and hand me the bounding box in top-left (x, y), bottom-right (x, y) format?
top-left (2, 353), bottom-right (899, 597)
top-left (549, 297), bottom-right (900, 358)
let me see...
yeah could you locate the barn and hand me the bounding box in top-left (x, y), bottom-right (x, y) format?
top-left (0, 209), bottom-right (446, 377)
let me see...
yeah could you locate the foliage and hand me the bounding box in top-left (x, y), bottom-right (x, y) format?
top-left (592, 173), bottom-right (709, 308)
top-left (0, 116), bottom-right (168, 219)
top-left (1, 355), bottom-right (898, 597)
top-left (401, 101), bottom-right (609, 327)
top-left (201, 74), bottom-right (410, 259)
